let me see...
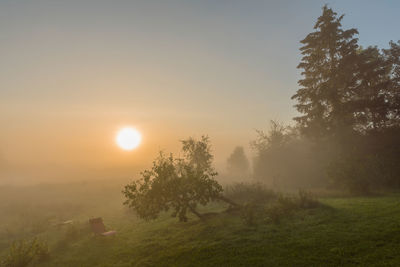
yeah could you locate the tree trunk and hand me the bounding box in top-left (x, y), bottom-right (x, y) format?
top-left (189, 206), bottom-right (203, 219)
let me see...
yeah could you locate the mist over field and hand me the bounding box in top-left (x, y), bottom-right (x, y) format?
top-left (1, 1), bottom-right (400, 266)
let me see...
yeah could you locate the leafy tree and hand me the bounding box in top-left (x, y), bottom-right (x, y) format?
top-left (251, 120), bottom-right (291, 186)
top-left (226, 146), bottom-right (249, 178)
top-left (251, 120), bottom-right (329, 189)
top-left (353, 46), bottom-right (392, 132)
top-left (287, 5), bottom-right (400, 192)
top-left (122, 136), bottom-right (236, 222)
top-left (383, 40), bottom-right (400, 128)
top-left (292, 5), bottom-right (359, 139)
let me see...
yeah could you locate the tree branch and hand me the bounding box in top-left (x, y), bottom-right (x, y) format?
top-left (217, 195), bottom-right (240, 208)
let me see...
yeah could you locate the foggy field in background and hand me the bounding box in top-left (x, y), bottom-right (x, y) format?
top-left (1, 1), bottom-right (400, 266)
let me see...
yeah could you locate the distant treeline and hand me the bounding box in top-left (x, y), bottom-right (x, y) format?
top-left (248, 6), bottom-right (400, 193)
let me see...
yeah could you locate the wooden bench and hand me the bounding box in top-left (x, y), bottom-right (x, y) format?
top-left (89, 217), bottom-right (116, 236)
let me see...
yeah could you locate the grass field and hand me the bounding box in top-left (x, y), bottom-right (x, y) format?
top-left (1, 181), bottom-right (400, 266)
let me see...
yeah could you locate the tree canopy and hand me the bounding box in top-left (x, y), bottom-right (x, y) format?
top-left (289, 5), bottom-right (400, 192)
top-left (122, 136), bottom-right (227, 222)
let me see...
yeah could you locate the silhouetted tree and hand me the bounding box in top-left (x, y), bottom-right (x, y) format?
top-left (250, 121), bottom-right (321, 188)
top-left (122, 136), bottom-right (237, 222)
top-left (383, 40), bottom-right (400, 128)
top-left (292, 5), bottom-right (359, 139)
top-left (251, 121), bottom-right (291, 186)
top-left (288, 5), bottom-right (400, 192)
top-left (226, 146), bottom-right (249, 178)
top-left (353, 46), bottom-right (392, 132)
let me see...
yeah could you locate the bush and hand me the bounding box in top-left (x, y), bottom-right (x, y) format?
top-left (327, 154), bottom-right (378, 194)
top-left (265, 192), bottom-right (319, 224)
top-left (297, 190), bottom-right (319, 209)
top-left (265, 204), bottom-right (286, 224)
top-left (224, 182), bottom-right (276, 205)
top-left (240, 203), bottom-right (258, 226)
top-left (265, 195), bottom-right (296, 224)
top-left (2, 238), bottom-right (49, 267)
top-left (33, 241), bottom-right (50, 263)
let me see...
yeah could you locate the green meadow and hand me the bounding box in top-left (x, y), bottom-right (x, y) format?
top-left (1, 181), bottom-right (400, 267)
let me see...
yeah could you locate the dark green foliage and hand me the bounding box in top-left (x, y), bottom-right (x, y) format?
top-left (351, 40), bottom-right (400, 133)
top-left (122, 136), bottom-right (224, 222)
top-left (353, 46), bottom-right (392, 132)
top-left (327, 153), bottom-right (376, 194)
top-left (292, 5), bottom-right (359, 139)
top-left (327, 129), bottom-right (400, 193)
top-left (289, 5), bottom-right (400, 193)
top-left (383, 40), bottom-right (400, 127)
top-left (2, 238), bottom-right (49, 267)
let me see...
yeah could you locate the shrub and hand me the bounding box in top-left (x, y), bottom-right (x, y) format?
top-left (266, 191), bottom-right (321, 224)
top-left (265, 204), bottom-right (286, 224)
top-left (327, 154), bottom-right (377, 194)
top-left (2, 238), bottom-right (49, 267)
top-left (224, 182), bottom-right (276, 205)
top-left (265, 194), bottom-right (298, 224)
top-left (33, 240), bottom-right (50, 263)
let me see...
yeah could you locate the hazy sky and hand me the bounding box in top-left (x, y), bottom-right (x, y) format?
top-left (1, 0), bottom-right (399, 183)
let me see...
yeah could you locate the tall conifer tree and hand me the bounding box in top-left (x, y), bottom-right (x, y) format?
top-left (292, 6), bottom-right (359, 139)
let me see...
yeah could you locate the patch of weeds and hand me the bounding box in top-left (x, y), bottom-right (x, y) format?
top-left (265, 194), bottom-right (297, 224)
top-left (1, 238), bottom-right (50, 267)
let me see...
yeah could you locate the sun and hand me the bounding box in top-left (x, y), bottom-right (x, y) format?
top-left (116, 127), bottom-right (141, 150)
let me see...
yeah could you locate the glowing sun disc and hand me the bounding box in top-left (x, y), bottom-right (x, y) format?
top-left (116, 127), bottom-right (141, 150)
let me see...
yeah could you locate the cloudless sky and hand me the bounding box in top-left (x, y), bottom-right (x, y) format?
top-left (1, 0), bottom-right (399, 183)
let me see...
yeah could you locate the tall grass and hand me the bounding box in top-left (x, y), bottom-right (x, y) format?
top-left (2, 238), bottom-right (49, 267)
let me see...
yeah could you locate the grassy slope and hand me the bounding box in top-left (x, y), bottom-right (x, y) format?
top-left (2, 184), bottom-right (400, 266)
top-left (43, 196), bottom-right (400, 266)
